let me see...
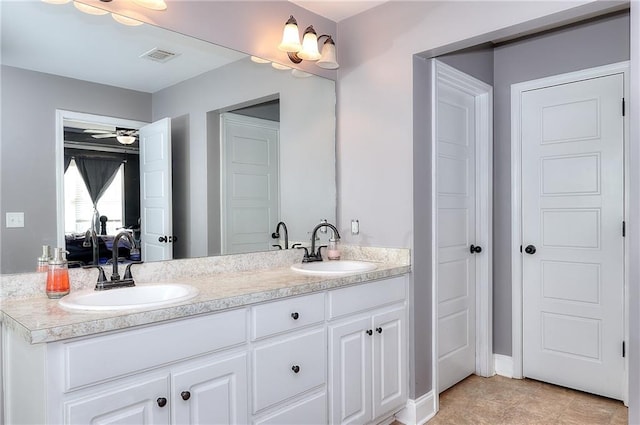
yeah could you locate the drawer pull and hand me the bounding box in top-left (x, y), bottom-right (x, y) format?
top-left (291, 312), bottom-right (300, 320)
top-left (376, 327), bottom-right (383, 334)
top-left (291, 365), bottom-right (301, 373)
top-left (181, 391), bottom-right (191, 401)
top-left (366, 329), bottom-right (373, 336)
top-left (157, 397), bottom-right (167, 408)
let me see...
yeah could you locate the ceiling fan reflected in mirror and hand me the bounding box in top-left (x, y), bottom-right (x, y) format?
top-left (85, 128), bottom-right (139, 145)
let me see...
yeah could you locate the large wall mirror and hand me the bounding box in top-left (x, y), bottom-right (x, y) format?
top-left (0, 1), bottom-right (336, 274)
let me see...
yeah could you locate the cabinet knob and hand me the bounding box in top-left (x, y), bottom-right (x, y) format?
top-left (376, 327), bottom-right (383, 334)
top-left (470, 244), bottom-right (482, 254)
top-left (181, 391), bottom-right (191, 401)
top-left (291, 312), bottom-right (299, 320)
top-left (291, 365), bottom-right (300, 373)
top-left (366, 329), bottom-right (373, 336)
top-left (156, 397), bottom-right (167, 408)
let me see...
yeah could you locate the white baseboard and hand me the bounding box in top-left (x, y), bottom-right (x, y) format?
top-left (395, 391), bottom-right (436, 425)
top-left (494, 354), bottom-right (514, 378)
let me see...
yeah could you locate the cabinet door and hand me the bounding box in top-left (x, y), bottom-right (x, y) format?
top-left (172, 352), bottom-right (248, 425)
top-left (372, 306), bottom-right (406, 419)
top-left (329, 316), bottom-right (372, 425)
top-left (64, 374), bottom-right (170, 425)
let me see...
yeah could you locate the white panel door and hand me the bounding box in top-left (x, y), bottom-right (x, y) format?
top-left (521, 73), bottom-right (624, 399)
top-left (221, 113), bottom-right (279, 255)
top-left (436, 80), bottom-right (477, 392)
top-left (139, 117), bottom-right (173, 262)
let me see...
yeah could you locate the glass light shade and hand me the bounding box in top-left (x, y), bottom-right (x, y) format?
top-left (42, 0), bottom-right (72, 4)
top-left (317, 38), bottom-right (339, 69)
top-left (271, 62), bottom-right (291, 71)
top-left (117, 135), bottom-right (136, 145)
top-left (132, 0), bottom-right (167, 11)
top-left (278, 18), bottom-right (302, 53)
top-left (250, 56), bottom-right (271, 64)
top-left (297, 26), bottom-right (321, 61)
top-left (112, 13), bottom-right (144, 26)
top-left (291, 69), bottom-right (312, 78)
top-left (73, 1), bottom-right (109, 15)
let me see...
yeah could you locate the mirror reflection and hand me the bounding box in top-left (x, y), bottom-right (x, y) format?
top-left (0, 1), bottom-right (336, 274)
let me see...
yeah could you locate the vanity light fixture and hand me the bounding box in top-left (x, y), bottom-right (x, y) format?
top-left (111, 13), bottom-right (144, 26)
top-left (73, 1), bottom-right (109, 15)
top-left (278, 15), bottom-right (339, 69)
top-left (132, 0), bottom-right (168, 11)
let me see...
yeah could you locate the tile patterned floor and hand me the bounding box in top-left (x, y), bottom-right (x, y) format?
top-left (409, 374), bottom-right (628, 425)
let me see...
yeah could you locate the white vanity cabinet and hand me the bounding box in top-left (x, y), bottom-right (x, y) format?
top-left (3, 308), bottom-right (248, 425)
top-left (328, 277), bottom-right (408, 425)
top-left (2, 274), bottom-right (409, 425)
top-left (250, 292), bottom-right (328, 424)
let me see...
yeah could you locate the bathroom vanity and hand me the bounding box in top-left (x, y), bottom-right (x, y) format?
top-left (1, 248), bottom-right (410, 425)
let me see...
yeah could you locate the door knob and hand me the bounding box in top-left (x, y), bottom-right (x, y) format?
top-left (158, 236), bottom-right (168, 243)
top-left (524, 245), bottom-right (536, 255)
top-left (291, 312), bottom-right (299, 320)
top-left (181, 391), bottom-right (191, 401)
top-left (291, 365), bottom-right (300, 373)
top-left (470, 244), bottom-right (482, 254)
top-left (366, 329), bottom-right (373, 336)
top-left (156, 397), bottom-right (167, 407)
top-left (376, 327), bottom-right (383, 334)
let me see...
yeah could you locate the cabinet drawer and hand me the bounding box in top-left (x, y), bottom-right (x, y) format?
top-left (61, 308), bottom-right (247, 391)
top-left (251, 292), bottom-right (325, 340)
top-left (253, 328), bottom-right (326, 412)
top-left (328, 277), bottom-right (406, 320)
top-left (254, 391), bottom-right (327, 425)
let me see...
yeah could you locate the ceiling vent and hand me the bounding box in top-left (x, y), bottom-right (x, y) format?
top-left (140, 48), bottom-right (179, 63)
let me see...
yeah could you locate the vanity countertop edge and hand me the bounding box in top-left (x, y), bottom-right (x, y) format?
top-left (1, 260), bottom-right (411, 345)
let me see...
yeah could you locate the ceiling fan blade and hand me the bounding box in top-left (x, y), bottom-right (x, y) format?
top-left (91, 133), bottom-right (117, 139)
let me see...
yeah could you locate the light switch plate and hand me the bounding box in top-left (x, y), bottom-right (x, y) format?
top-left (351, 219), bottom-right (359, 235)
top-left (6, 212), bottom-right (25, 228)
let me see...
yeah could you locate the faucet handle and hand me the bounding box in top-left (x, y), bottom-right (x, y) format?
top-left (123, 261), bottom-right (143, 280)
top-left (296, 246), bottom-right (310, 261)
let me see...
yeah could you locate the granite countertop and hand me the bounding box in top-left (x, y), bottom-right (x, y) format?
top-left (1, 248), bottom-right (410, 345)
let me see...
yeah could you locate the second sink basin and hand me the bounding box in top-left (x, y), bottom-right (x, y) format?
top-left (58, 283), bottom-right (199, 312)
top-left (291, 260), bottom-right (377, 276)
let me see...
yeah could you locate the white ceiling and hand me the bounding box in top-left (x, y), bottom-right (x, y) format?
top-left (0, 1), bottom-right (246, 93)
top-left (289, 1), bottom-right (387, 22)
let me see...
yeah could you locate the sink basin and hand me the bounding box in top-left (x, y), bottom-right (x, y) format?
top-left (291, 260), bottom-right (377, 276)
top-left (58, 283), bottom-right (199, 312)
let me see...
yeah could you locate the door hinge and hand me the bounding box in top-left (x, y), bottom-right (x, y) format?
top-left (622, 221), bottom-right (626, 237)
top-left (623, 341), bottom-right (626, 358)
top-left (622, 98), bottom-right (626, 117)
top-left (520, 245), bottom-right (522, 253)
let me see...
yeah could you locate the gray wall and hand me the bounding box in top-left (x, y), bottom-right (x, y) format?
top-left (491, 11), bottom-right (630, 355)
top-left (439, 45), bottom-right (494, 86)
top-left (0, 65), bottom-right (151, 274)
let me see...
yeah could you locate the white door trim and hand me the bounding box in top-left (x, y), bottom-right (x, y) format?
top-left (510, 61), bottom-right (630, 403)
top-left (431, 59), bottom-right (494, 406)
top-left (55, 110), bottom-right (149, 248)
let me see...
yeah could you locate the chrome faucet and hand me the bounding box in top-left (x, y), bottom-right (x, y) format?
top-left (303, 222), bottom-right (341, 263)
top-left (272, 221), bottom-right (289, 249)
top-left (82, 228), bottom-right (99, 266)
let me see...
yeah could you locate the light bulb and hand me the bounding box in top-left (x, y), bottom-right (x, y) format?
top-left (297, 26), bottom-right (321, 61)
top-left (278, 16), bottom-right (302, 53)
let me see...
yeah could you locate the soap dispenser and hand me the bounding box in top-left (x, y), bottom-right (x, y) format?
top-left (37, 245), bottom-right (51, 273)
top-left (46, 247), bottom-right (70, 299)
top-left (327, 235), bottom-right (341, 260)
